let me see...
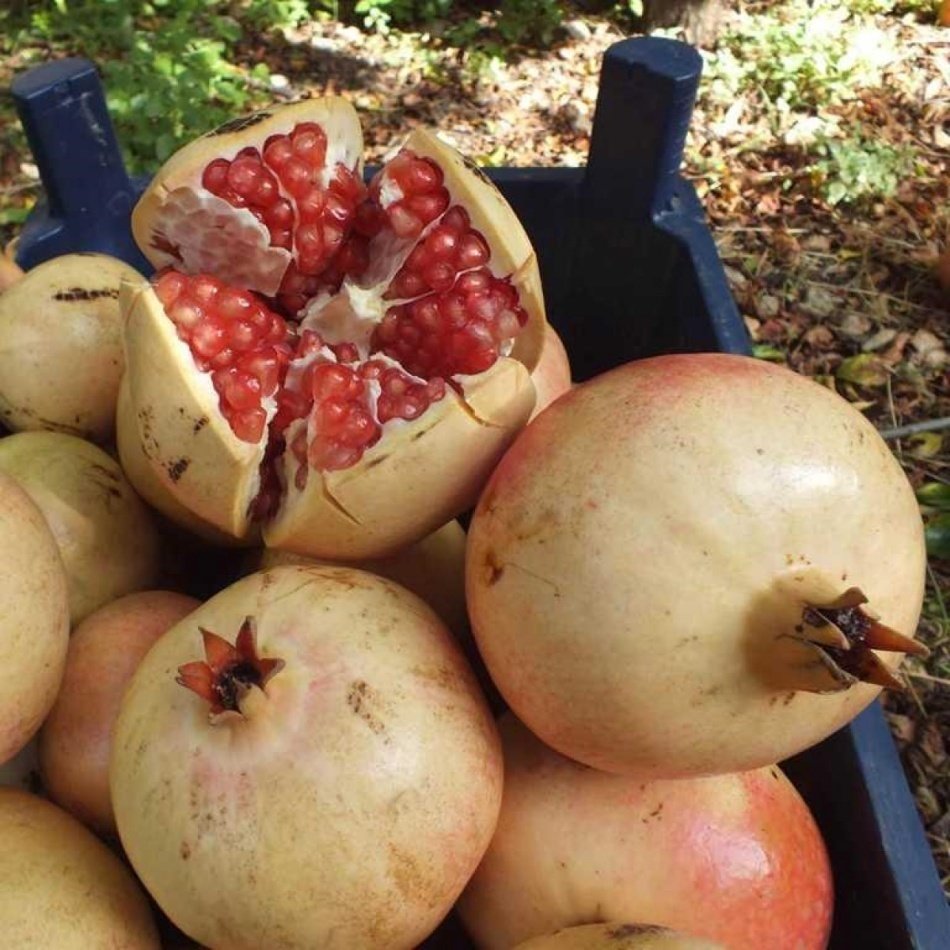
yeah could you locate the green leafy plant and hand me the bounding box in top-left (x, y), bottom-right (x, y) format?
top-left (917, 482), bottom-right (950, 561)
top-left (5, 0), bottom-right (314, 172)
top-left (811, 134), bottom-right (918, 206)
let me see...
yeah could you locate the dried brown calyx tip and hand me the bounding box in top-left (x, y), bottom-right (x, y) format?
top-left (799, 587), bottom-right (929, 691)
top-left (176, 616), bottom-right (284, 718)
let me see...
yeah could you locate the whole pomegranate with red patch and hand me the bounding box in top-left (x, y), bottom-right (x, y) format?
top-left (121, 99), bottom-right (546, 558)
top-left (110, 565), bottom-right (502, 949)
top-left (457, 715), bottom-right (832, 950)
top-left (513, 923), bottom-right (725, 949)
top-left (0, 789), bottom-right (159, 947)
top-left (0, 471), bottom-right (69, 766)
top-left (466, 353), bottom-right (927, 778)
top-left (39, 590), bottom-right (200, 838)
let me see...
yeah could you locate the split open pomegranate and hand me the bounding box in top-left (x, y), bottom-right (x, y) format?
top-left (122, 98), bottom-right (545, 557)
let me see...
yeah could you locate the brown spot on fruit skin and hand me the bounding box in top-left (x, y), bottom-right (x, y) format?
top-left (364, 454), bottom-right (390, 469)
top-left (193, 415), bottom-right (209, 434)
top-left (347, 680), bottom-right (387, 736)
top-left (167, 457), bottom-right (190, 482)
top-left (209, 111), bottom-right (271, 136)
top-left (483, 550), bottom-right (505, 585)
top-left (180, 841), bottom-right (191, 860)
top-left (52, 287), bottom-right (119, 302)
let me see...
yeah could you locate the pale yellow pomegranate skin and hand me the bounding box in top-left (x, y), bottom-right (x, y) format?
top-left (111, 565), bottom-right (503, 950)
top-left (0, 471), bottom-right (70, 765)
top-left (0, 431), bottom-right (162, 624)
top-left (0, 788), bottom-right (159, 947)
top-left (529, 324), bottom-right (572, 421)
top-left (466, 353), bottom-right (927, 778)
top-left (513, 923), bottom-right (725, 950)
top-left (0, 253), bottom-right (143, 442)
top-left (250, 518), bottom-right (468, 634)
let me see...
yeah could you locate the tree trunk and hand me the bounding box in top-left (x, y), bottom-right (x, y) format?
top-left (641, 0), bottom-right (727, 47)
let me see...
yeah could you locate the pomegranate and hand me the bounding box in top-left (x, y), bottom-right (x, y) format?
top-left (120, 98), bottom-right (546, 557)
top-left (457, 714), bottom-right (833, 950)
top-left (0, 788), bottom-right (159, 947)
top-left (39, 590), bottom-right (200, 838)
top-left (0, 253), bottom-right (142, 443)
top-left (0, 254), bottom-right (22, 292)
top-left (111, 564), bottom-right (503, 949)
top-left (513, 924), bottom-right (725, 949)
top-left (466, 353), bottom-right (927, 777)
top-left (248, 518), bottom-right (468, 634)
top-left (0, 471), bottom-right (69, 765)
top-left (529, 324), bottom-right (572, 421)
top-left (0, 431), bottom-right (163, 624)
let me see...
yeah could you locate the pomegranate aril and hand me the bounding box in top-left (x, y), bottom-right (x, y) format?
top-left (263, 136), bottom-right (294, 170)
top-left (291, 123), bottom-right (327, 166)
top-left (298, 187), bottom-right (326, 222)
top-left (202, 159), bottom-right (230, 196)
top-left (297, 251), bottom-right (326, 276)
top-left (386, 270), bottom-right (428, 300)
top-left (223, 372), bottom-right (262, 411)
top-left (297, 329), bottom-right (326, 357)
top-left (191, 320), bottom-right (226, 360)
top-left (423, 261), bottom-right (456, 293)
top-left (442, 206), bottom-right (470, 232)
top-left (406, 190), bottom-right (450, 224)
top-left (190, 275), bottom-right (222, 304)
top-left (388, 205), bottom-right (423, 239)
top-left (264, 199), bottom-right (295, 229)
top-left (353, 201), bottom-right (384, 237)
top-left (170, 301), bottom-right (203, 331)
top-left (323, 224), bottom-right (344, 255)
top-left (250, 173), bottom-right (279, 208)
top-left (272, 229), bottom-right (293, 250)
top-left (279, 158), bottom-right (313, 198)
top-left (266, 315), bottom-right (286, 344)
top-left (227, 320), bottom-right (257, 351)
top-left (413, 297), bottom-right (441, 331)
top-left (439, 292), bottom-right (468, 327)
top-left (210, 348), bottom-right (235, 370)
top-left (406, 158), bottom-right (444, 193)
top-left (427, 226), bottom-right (459, 259)
top-left (215, 289), bottom-right (252, 321)
top-left (457, 269), bottom-right (492, 294)
top-left (237, 350), bottom-right (282, 396)
top-left (295, 223), bottom-right (324, 255)
top-left (227, 156), bottom-right (264, 198)
top-left (456, 232), bottom-right (490, 269)
top-left (332, 343), bottom-right (359, 363)
top-left (229, 407), bottom-right (267, 443)
top-left (155, 270), bottom-right (187, 306)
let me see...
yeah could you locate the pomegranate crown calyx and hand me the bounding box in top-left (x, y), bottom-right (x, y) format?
top-left (796, 587), bottom-right (928, 692)
top-left (176, 616), bottom-right (284, 717)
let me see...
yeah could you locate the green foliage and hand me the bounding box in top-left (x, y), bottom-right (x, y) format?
top-left (6, 0), bottom-right (310, 172)
top-left (917, 482), bottom-right (950, 561)
top-left (847, 0), bottom-right (936, 16)
top-left (705, 0), bottom-right (896, 116)
top-left (811, 134), bottom-right (918, 206)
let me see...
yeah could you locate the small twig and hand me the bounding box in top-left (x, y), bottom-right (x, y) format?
top-left (880, 417), bottom-right (950, 441)
top-left (905, 670), bottom-right (950, 689)
top-left (805, 279), bottom-right (935, 314)
top-left (903, 671), bottom-right (929, 715)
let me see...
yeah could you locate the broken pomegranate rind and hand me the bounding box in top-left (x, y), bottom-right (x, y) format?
top-left (131, 98), bottom-right (364, 298)
top-left (116, 376), bottom-right (259, 546)
top-left (121, 278), bottom-right (263, 540)
top-left (263, 357), bottom-right (535, 559)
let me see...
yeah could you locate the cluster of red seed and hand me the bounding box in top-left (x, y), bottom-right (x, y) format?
top-left (375, 268), bottom-right (526, 379)
top-left (168, 126), bottom-right (528, 473)
top-left (155, 271), bottom-right (290, 443)
top-left (201, 123), bottom-right (367, 314)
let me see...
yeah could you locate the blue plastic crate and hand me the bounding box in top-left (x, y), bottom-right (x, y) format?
top-left (10, 36), bottom-right (949, 950)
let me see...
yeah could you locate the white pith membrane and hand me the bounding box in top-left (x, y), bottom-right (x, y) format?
top-left (124, 103), bottom-right (544, 555)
